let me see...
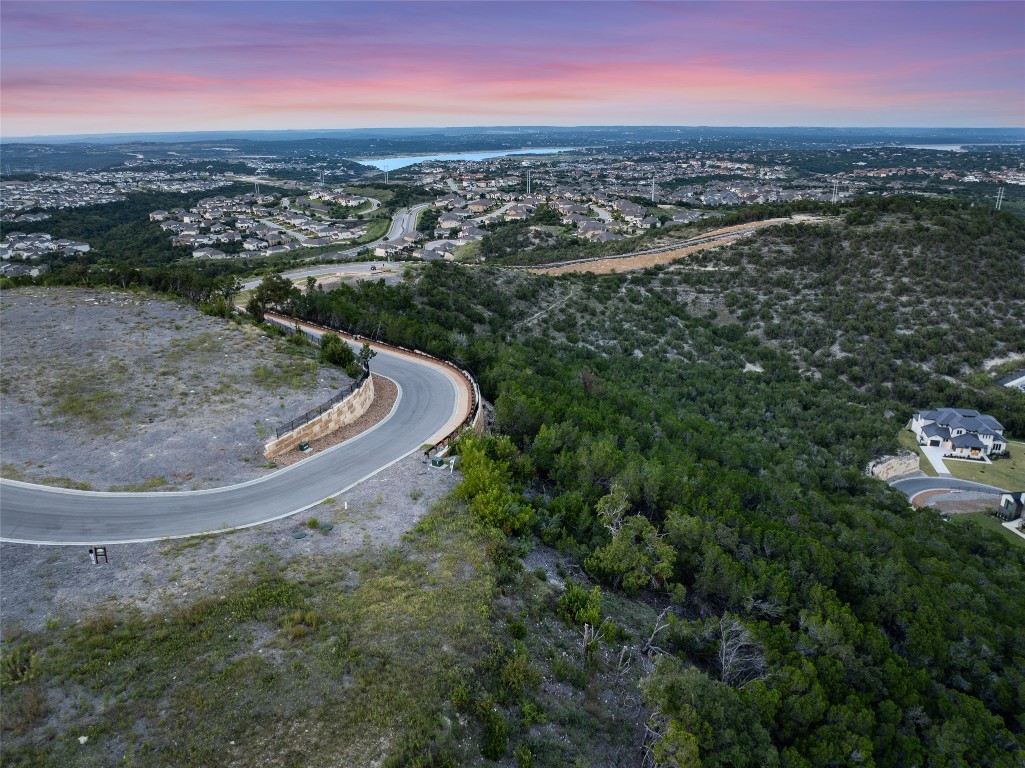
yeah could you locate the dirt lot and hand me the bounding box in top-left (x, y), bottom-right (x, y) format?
top-left (912, 489), bottom-right (1003, 514)
top-left (531, 217), bottom-right (796, 276)
top-left (0, 288), bottom-right (465, 636)
top-left (1, 288), bottom-right (360, 490)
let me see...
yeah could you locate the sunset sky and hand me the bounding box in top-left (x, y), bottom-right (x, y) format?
top-left (2, 1), bottom-right (1023, 138)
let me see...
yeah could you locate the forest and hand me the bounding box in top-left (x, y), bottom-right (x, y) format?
top-left (3, 197), bottom-right (1024, 766)
top-left (248, 198), bottom-right (1024, 765)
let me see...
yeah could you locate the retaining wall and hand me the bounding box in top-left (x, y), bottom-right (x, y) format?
top-left (263, 374), bottom-right (375, 458)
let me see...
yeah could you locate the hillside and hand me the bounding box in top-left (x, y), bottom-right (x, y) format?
top-left (3, 198), bottom-right (1024, 767)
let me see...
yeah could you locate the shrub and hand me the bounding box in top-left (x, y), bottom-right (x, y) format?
top-left (557, 582), bottom-right (602, 627)
top-left (481, 707), bottom-right (508, 760)
top-left (320, 333), bottom-right (358, 369)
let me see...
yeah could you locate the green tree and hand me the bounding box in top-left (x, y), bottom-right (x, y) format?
top-left (320, 333), bottom-right (359, 375)
top-left (358, 342), bottom-right (377, 371)
top-left (585, 514), bottom-right (677, 593)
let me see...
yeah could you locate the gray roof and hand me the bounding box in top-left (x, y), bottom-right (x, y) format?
top-left (922, 424), bottom-right (950, 440)
top-left (917, 408), bottom-right (1004, 435)
top-left (950, 433), bottom-right (986, 450)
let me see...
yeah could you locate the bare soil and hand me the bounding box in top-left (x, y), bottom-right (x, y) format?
top-left (531, 217), bottom-right (797, 275)
top-left (0, 287), bottom-right (356, 490)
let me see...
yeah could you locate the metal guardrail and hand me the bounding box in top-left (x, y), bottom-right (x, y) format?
top-left (275, 368), bottom-right (369, 439)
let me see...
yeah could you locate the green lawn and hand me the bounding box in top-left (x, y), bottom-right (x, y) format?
top-left (945, 440), bottom-right (1025, 490)
top-left (896, 429), bottom-right (937, 477)
top-left (951, 512), bottom-right (1025, 551)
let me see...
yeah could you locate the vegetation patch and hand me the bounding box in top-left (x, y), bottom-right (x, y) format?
top-left (0, 496), bottom-right (496, 767)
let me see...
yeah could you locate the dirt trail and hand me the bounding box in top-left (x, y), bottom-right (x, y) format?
top-left (530, 216), bottom-right (814, 276)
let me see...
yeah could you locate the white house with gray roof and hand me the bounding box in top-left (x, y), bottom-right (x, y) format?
top-left (909, 408), bottom-right (1007, 458)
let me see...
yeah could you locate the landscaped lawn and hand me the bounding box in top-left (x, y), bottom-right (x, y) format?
top-left (896, 429), bottom-right (936, 477)
top-left (951, 512), bottom-right (1025, 551)
top-left (944, 440), bottom-right (1025, 490)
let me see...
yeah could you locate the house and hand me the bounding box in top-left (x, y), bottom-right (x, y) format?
top-left (909, 408), bottom-right (1008, 458)
top-left (997, 492), bottom-right (1024, 522)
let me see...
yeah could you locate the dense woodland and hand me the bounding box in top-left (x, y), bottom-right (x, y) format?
top-left (271, 198), bottom-right (1025, 765)
top-left (3, 197), bottom-right (1024, 766)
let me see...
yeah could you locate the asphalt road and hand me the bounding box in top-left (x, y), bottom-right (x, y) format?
top-left (0, 349), bottom-right (461, 545)
top-left (242, 262), bottom-right (397, 290)
top-left (386, 202), bottom-right (431, 241)
top-left (891, 476), bottom-right (1009, 499)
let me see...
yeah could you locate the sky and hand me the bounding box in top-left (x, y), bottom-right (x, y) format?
top-left (1, 1), bottom-right (1023, 138)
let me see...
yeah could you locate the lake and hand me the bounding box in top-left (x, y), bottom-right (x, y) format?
top-left (353, 147), bottom-right (576, 172)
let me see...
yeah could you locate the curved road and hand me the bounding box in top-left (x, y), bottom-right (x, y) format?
top-left (891, 476), bottom-right (1008, 500)
top-left (0, 347), bottom-right (464, 545)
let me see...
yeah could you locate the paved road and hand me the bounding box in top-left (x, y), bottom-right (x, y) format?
top-left (387, 202), bottom-right (431, 241)
top-left (242, 262), bottom-right (399, 290)
top-left (891, 476), bottom-right (1009, 499)
top-left (0, 348), bottom-right (462, 545)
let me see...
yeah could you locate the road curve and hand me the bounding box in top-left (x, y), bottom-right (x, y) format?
top-left (0, 348), bottom-right (465, 546)
top-left (891, 476), bottom-right (1009, 500)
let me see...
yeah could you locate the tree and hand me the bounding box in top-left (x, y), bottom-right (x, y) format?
top-left (585, 514), bottom-right (677, 593)
top-left (250, 273), bottom-right (298, 320)
top-left (320, 333), bottom-right (358, 375)
top-left (215, 275), bottom-right (242, 309)
top-left (358, 342), bottom-right (377, 371)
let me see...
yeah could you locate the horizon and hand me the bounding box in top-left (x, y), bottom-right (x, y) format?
top-left (5, 124), bottom-right (1025, 146)
top-left (2, 1), bottom-right (1022, 137)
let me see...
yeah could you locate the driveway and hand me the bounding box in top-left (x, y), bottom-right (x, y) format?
top-left (919, 444), bottom-right (952, 475)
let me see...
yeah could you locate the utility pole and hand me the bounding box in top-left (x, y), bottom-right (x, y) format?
top-left (526, 168), bottom-right (531, 195)
top-left (995, 187), bottom-right (1005, 211)
top-left (831, 179), bottom-right (840, 204)
top-left (651, 177), bottom-right (656, 203)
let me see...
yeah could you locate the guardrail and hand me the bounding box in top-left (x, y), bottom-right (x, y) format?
top-left (264, 312), bottom-right (483, 450)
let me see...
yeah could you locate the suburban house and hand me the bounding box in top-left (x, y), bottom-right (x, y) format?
top-left (908, 408), bottom-right (1008, 458)
top-left (997, 492), bottom-right (1024, 522)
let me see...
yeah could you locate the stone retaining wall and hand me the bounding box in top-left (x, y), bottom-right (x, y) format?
top-left (263, 374), bottom-right (375, 458)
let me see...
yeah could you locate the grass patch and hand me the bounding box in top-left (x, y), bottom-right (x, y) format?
top-left (357, 217), bottom-right (390, 244)
top-left (1, 463), bottom-right (26, 481)
top-left (896, 429), bottom-right (936, 477)
top-left (251, 359), bottom-right (318, 389)
top-left (950, 512), bottom-right (1025, 551)
top-left (109, 476), bottom-right (168, 492)
top-left (944, 441), bottom-right (1025, 490)
top-left (36, 476), bottom-right (93, 491)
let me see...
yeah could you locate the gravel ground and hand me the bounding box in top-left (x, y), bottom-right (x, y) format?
top-left (1, 287), bottom-right (356, 490)
top-left (0, 453), bottom-right (460, 636)
top-left (913, 489), bottom-right (1003, 513)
